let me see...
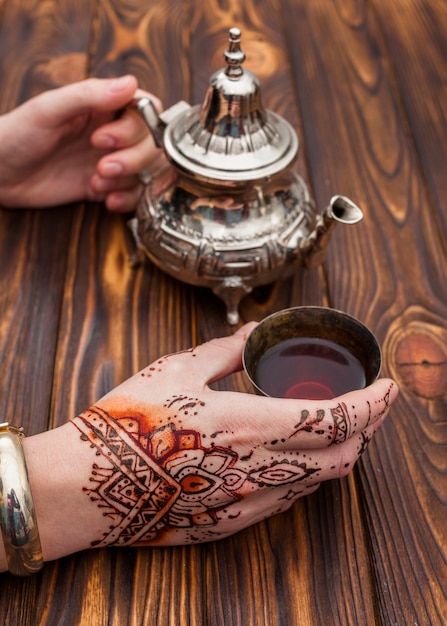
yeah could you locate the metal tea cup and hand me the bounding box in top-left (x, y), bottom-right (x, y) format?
top-left (243, 306), bottom-right (382, 399)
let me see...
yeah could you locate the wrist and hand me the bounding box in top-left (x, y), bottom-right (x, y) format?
top-left (0, 422), bottom-right (108, 573)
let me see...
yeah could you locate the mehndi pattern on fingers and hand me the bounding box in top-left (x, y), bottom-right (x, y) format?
top-left (286, 403), bottom-right (352, 445)
top-left (285, 382), bottom-right (395, 446)
top-left (330, 402), bottom-right (353, 444)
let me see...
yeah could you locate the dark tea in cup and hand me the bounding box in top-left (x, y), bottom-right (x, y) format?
top-left (243, 307), bottom-right (381, 400)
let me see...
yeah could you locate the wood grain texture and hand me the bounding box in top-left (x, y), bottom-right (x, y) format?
top-left (0, 0), bottom-right (95, 112)
top-left (0, 208), bottom-right (74, 436)
top-left (0, 0), bottom-right (446, 624)
top-left (279, 1), bottom-right (447, 623)
top-left (370, 0), bottom-right (447, 233)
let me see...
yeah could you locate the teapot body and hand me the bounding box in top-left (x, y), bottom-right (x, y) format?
top-left (131, 170), bottom-right (315, 323)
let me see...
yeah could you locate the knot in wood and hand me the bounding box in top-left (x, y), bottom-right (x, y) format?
top-left (387, 321), bottom-right (447, 399)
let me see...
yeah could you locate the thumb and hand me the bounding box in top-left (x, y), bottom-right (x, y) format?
top-left (171, 322), bottom-right (258, 386)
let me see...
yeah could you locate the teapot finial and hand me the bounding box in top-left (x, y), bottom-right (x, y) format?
top-left (224, 27), bottom-right (245, 78)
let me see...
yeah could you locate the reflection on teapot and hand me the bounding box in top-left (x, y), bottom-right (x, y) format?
top-left (128, 27), bottom-right (363, 324)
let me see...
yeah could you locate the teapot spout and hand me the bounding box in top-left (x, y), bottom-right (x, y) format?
top-left (301, 195), bottom-right (363, 267)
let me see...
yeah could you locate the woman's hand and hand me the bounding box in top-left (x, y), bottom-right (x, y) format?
top-left (0, 75), bottom-right (168, 212)
top-left (10, 323), bottom-right (397, 572)
top-left (68, 323), bottom-right (398, 548)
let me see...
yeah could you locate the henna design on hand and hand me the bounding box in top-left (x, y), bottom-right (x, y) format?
top-left (72, 400), bottom-right (319, 546)
top-left (71, 383), bottom-right (394, 546)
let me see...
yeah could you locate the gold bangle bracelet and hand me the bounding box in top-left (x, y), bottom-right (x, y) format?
top-left (0, 423), bottom-right (44, 575)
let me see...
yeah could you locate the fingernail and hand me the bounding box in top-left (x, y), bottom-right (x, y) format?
top-left (107, 75), bottom-right (133, 93)
top-left (235, 321), bottom-right (258, 337)
top-left (101, 161), bottom-right (123, 176)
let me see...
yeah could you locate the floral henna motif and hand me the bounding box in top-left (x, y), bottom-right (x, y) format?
top-left (72, 401), bottom-right (318, 546)
top-left (289, 408), bottom-right (326, 439)
top-left (288, 404), bottom-right (352, 444)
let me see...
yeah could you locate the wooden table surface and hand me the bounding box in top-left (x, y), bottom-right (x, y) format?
top-left (0, 0), bottom-right (446, 624)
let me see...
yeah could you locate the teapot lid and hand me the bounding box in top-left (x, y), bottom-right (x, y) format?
top-left (163, 27), bottom-right (298, 185)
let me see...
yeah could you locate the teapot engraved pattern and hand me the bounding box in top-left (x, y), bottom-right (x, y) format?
top-left (128, 27), bottom-right (363, 324)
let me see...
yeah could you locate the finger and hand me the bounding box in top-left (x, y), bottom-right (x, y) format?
top-left (236, 408), bottom-right (386, 492)
top-left (197, 378), bottom-right (397, 453)
top-left (160, 323), bottom-right (258, 387)
top-left (104, 186), bottom-right (145, 213)
top-left (27, 76), bottom-right (140, 127)
top-left (215, 481), bottom-right (320, 537)
top-left (90, 108), bottom-right (150, 151)
top-left (270, 378), bottom-right (398, 450)
top-left (96, 135), bottom-right (168, 178)
top-left (91, 172), bottom-right (138, 192)
top-left (311, 417), bottom-right (387, 483)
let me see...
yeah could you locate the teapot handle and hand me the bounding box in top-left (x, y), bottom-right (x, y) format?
top-left (130, 97), bottom-right (165, 148)
top-left (130, 97), bottom-right (191, 149)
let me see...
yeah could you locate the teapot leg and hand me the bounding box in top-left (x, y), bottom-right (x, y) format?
top-left (127, 217), bottom-right (148, 268)
top-left (213, 277), bottom-right (252, 325)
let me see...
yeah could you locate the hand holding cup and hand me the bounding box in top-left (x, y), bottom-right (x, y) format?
top-left (68, 319), bottom-right (397, 547)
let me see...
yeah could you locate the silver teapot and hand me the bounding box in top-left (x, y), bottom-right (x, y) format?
top-left (129, 27), bottom-right (363, 324)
